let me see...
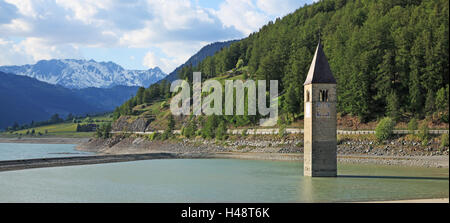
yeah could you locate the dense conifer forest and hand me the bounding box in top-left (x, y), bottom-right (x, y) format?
top-left (115, 0), bottom-right (449, 126)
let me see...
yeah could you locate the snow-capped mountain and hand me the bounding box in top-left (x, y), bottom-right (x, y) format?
top-left (0, 59), bottom-right (167, 89)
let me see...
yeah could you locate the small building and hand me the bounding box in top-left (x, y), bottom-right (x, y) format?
top-left (303, 41), bottom-right (337, 177)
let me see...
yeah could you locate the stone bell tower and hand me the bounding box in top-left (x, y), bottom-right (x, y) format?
top-left (303, 41), bottom-right (337, 177)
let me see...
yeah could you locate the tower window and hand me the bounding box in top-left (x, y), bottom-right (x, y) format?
top-left (306, 90), bottom-right (310, 102)
top-left (319, 89), bottom-right (329, 102)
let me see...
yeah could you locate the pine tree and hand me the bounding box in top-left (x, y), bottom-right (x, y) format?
top-left (424, 91), bottom-right (435, 116)
top-left (435, 87), bottom-right (448, 111)
top-left (284, 85), bottom-right (299, 119)
top-left (386, 91), bottom-right (400, 121)
top-left (202, 115), bottom-right (218, 139)
top-left (12, 122), bottom-right (19, 131)
top-left (136, 87), bottom-right (145, 105)
top-left (167, 114), bottom-right (175, 132)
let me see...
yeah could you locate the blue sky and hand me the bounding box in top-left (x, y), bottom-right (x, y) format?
top-left (0, 0), bottom-right (314, 73)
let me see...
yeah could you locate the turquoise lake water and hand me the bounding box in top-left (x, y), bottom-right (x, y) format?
top-left (0, 143), bottom-right (92, 160)
top-left (0, 143), bottom-right (448, 202)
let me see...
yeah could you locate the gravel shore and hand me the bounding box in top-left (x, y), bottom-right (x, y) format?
top-left (1, 135), bottom-right (448, 168)
top-left (76, 135), bottom-right (449, 168)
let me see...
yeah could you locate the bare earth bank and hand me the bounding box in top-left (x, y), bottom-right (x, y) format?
top-left (76, 137), bottom-right (449, 168)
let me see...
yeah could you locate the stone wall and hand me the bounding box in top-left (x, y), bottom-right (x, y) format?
top-left (112, 116), bottom-right (150, 132)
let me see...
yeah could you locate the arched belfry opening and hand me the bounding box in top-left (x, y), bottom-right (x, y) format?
top-left (319, 89), bottom-right (329, 102)
top-left (303, 41), bottom-right (337, 177)
top-left (306, 90), bottom-right (310, 102)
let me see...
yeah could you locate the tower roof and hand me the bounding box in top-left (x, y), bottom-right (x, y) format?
top-left (303, 42), bottom-right (336, 85)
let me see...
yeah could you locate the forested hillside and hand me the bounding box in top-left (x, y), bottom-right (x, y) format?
top-left (115, 0), bottom-right (449, 126)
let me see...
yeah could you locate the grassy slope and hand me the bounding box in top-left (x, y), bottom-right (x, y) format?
top-left (0, 114), bottom-right (113, 138)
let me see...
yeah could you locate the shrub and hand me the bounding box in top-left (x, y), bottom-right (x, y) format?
top-left (161, 130), bottom-right (171, 140)
top-left (160, 101), bottom-right (168, 109)
top-left (241, 128), bottom-right (248, 137)
top-left (278, 125), bottom-right (287, 137)
top-left (182, 119), bottom-right (197, 139)
top-left (375, 117), bottom-right (395, 142)
top-left (180, 126), bottom-right (185, 136)
top-left (147, 132), bottom-right (158, 141)
top-left (202, 115), bottom-right (218, 139)
top-left (96, 123), bottom-right (112, 139)
top-left (438, 111), bottom-right (449, 123)
top-left (440, 133), bottom-right (449, 148)
top-left (407, 118), bottom-right (418, 134)
top-left (215, 121), bottom-right (227, 140)
top-left (418, 123), bottom-right (430, 145)
top-left (235, 58), bottom-right (244, 69)
top-left (159, 114), bottom-right (175, 140)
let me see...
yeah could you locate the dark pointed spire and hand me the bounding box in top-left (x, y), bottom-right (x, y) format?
top-left (303, 42), bottom-right (336, 85)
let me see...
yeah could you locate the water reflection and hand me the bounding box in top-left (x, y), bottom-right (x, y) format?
top-left (338, 175), bottom-right (449, 181)
top-left (300, 177), bottom-right (314, 202)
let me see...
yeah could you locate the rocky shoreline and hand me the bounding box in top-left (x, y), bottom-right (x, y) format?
top-left (76, 134), bottom-right (449, 168)
top-left (1, 135), bottom-right (448, 168)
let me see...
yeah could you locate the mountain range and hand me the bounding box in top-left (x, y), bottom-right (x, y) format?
top-left (0, 71), bottom-right (139, 129)
top-left (0, 59), bottom-right (166, 89)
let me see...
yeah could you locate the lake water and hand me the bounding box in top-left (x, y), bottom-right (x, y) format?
top-left (0, 143), bottom-right (92, 161)
top-left (0, 143), bottom-right (448, 202)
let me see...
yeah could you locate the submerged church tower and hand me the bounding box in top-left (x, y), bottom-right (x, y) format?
top-left (303, 41), bottom-right (337, 177)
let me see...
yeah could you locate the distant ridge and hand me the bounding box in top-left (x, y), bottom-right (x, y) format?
top-left (0, 71), bottom-right (139, 129)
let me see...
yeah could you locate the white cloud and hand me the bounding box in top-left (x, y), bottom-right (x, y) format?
top-left (18, 37), bottom-right (82, 61)
top-left (0, 18), bottom-right (31, 34)
top-left (0, 0), bottom-right (19, 24)
top-left (0, 0), bottom-right (311, 71)
top-left (147, 0), bottom-right (214, 30)
top-left (257, 0), bottom-right (307, 16)
top-left (4, 0), bottom-right (38, 18)
top-left (0, 38), bottom-right (31, 65)
top-left (215, 0), bottom-right (268, 36)
top-left (0, 0), bottom-right (244, 70)
top-left (0, 37), bottom-right (82, 66)
top-left (143, 51), bottom-right (179, 73)
top-left (54, 0), bottom-right (106, 24)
